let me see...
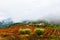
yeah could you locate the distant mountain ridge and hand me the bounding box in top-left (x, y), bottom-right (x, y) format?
top-left (0, 18), bottom-right (13, 28)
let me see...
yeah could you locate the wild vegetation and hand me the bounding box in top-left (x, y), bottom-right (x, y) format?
top-left (0, 19), bottom-right (60, 40)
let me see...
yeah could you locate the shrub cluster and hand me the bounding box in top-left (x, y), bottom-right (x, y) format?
top-left (19, 28), bottom-right (45, 35)
top-left (34, 28), bottom-right (45, 35)
top-left (19, 29), bottom-right (31, 34)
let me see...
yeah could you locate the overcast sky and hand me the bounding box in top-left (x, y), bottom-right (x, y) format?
top-left (0, 0), bottom-right (60, 22)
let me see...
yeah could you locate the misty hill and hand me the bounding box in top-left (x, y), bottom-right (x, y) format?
top-left (0, 18), bottom-right (13, 28)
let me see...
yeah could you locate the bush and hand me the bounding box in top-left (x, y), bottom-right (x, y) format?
top-left (19, 29), bottom-right (25, 34)
top-left (36, 25), bottom-right (40, 28)
top-left (24, 29), bottom-right (31, 34)
top-left (34, 28), bottom-right (45, 35)
top-left (19, 29), bottom-right (31, 34)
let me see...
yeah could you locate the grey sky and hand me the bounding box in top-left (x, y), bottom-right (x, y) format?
top-left (0, 0), bottom-right (60, 22)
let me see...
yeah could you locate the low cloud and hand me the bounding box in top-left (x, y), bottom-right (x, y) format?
top-left (0, 0), bottom-right (60, 22)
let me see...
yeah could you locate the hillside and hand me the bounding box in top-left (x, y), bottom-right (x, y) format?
top-left (0, 20), bottom-right (60, 40)
top-left (0, 25), bottom-right (60, 40)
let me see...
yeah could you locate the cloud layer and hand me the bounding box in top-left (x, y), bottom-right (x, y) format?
top-left (0, 0), bottom-right (60, 22)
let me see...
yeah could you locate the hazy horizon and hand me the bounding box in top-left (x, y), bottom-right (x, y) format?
top-left (0, 0), bottom-right (60, 22)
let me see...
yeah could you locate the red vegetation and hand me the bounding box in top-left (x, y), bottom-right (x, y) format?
top-left (0, 25), bottom-right (59, 36)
